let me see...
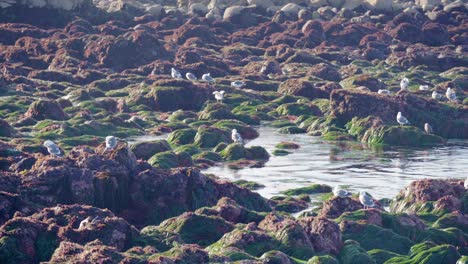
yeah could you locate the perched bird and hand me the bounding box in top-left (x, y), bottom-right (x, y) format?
top-left (396, 112), bottom-right (410, 126)
top-left (359, 191), bottom-right (375, 209)
top-left (446, 87), bottom-right (457, 103)
top-left (171, 68), bottom-right (182, 79)
top-left (465, 177), bottom-right (468, 189)
top-left (213, 91), bottom-right (225, 103)
top-left (231, 129), bottom-right (243, 145)
top-left (419, 85), bottom-right (429, 91)
top-left (432, 91), bottom-right (442, 100)
top-left (231, 80), bottom-right (246, 88)
top-left (202, 73), bottom-right (215, 84)
top-left (186, 72), bottom-right (197, 81)
top-left (377, 89), bottom-right (391, 95)
top-left (424, 123), bottom-right (433, 134)
top-left (105, 136), bottom-right (118, 151)
top-left (333, 186), bottom-right (351, 198)
top-left (400, 77), bottom-right (409, 90)
top-left (150, 66), bottom-right (157, 76)
top-left (43, 140), bottom-right (62, 157)
top-left (78, 216), bottom-right (92, 230)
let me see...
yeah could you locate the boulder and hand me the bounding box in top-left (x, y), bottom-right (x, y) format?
top-left (24, 100), bottom-right (68, 121)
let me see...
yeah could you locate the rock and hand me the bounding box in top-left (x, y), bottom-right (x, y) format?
top-left (390, 22), bottom-right (422, 43)
top-left (248, 0), bottom-right (274, 9)
top-left (362, 125), bottom-right (445, 147)
top-left (130, 140), bottom-right (172, 160)
top-left (422, 22), bottom-right (449, 46)
top-left (0, 118), bottom-right (17, 137)
top-left (281, 184), bottom-right (332, 196)
top-left (366, 0), bottom-right (393, 11)
top-left (278, 78), bottom-right (330, 99)
top-left (189, 3), bottom-right (209, 16)
top-left (24, 99), bottom-right (68, 121)
top-left (338, 240), bottom-right (376, 264)
top-left (299, 217), bottom-right (343, 254)
top-left (146, 4), bottom-right (165, 19)
top-left (280, 3), bottom-right (302, 19)
top-left (223, 6), bottom-right (256, 27)
top-left (320, 197), bottom-right (364, 219)
top-left (390, 179), bottom-right (465, 214)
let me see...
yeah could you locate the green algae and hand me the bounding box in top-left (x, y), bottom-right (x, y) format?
top-left (281, 184), bottom-right (332, 196)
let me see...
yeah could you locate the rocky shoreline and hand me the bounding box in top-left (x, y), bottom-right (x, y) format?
top-left (0, 0), bottom-right (467, 263)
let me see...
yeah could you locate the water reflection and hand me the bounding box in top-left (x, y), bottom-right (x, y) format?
top-left (203, 126), bottom-right (468, 199)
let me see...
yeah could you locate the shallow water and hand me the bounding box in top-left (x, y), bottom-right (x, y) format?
top-left (203, 126), bottom-right (468, 199)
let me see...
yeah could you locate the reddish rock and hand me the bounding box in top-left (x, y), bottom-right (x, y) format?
top-left (390, 22), bottom-right (423, 43)
top-left (299, 217), bottom-right (342, 254)
top-left (278, 78), bottom-right (330, 99)
top-left (24, 99), bottom-right (68, 121)
top-left (320, 196), bottom-right (364, 219)
top-left (422, 22), bottom-right (449, 46)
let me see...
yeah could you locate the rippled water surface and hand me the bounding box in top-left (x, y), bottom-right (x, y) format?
top-left (128, 126), bottom-right (468, 200)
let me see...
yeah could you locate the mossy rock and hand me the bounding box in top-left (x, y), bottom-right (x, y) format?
top-left (193, 151), bottom-right (222, 162)
top-left (457, 256), bottom-right (468, 264)
top-left (260, 250), bottom-right (294, 264)
top-left (248, 146), bottom-right (270, 160)
top-left (276, 103), bottom-right (320, 116)
top-left (281, 184), bottom-right (332, 196)
top-left (233, 180), bottom-right (265, 190)
top-left (270, 120), bottom-right (295, 128)
top-left (220, 144), bottom-right (249, 161)
top-left (432, 213), bottom-right (468, 231)
top-left (275, 142), bottom-right (300, 149)
top-left (174, 144), bottom-right (200, 156)
top-left (176, 151), bottom-right (193, 167)
top-left (385, 241), bottom-right (461, 264)
top-left (338, 240), bottom-right (376, 264)
top-left (367, 249), bottom-right (401, 264)
top-left (0, 236), bottom-right (28, 263)
top-left (278, 126), bottom-right (306, 134)
top-left (322, 131), bottom-right (355, 141)
top-left (341, 223), bottom-right (414, 255)
top-left (307, 255), bottom-right (339, 264)
top-left (193, 126), bottom-right (230, 148)
top-left (272, 149), bottom-right (291, 156)
top-left (168, 110), bottom-right (198, 122)
top-left (158, 212), bottom-right (234, 247)
top-left (167, 128), bottom-right (196, 146)
top-left (363, 126), bottom-right (445, 147)
top-left (130, 140), bottom-right (172, 160)
top-left (137, 226), bottom-right (183, 252)
top-left (213, 142), bottom-right (228, 152)
top-left (148, 151), bottom-right (179, 169)
top-left (199, 103), bottom-right (235, 120)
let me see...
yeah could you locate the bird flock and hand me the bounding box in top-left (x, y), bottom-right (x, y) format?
top-left (333, 186), bottom-right (376, 209)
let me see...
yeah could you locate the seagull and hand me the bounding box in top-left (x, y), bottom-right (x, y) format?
top-left (231, 129), bottom-right (243, 145)
top-left (202, 73), bottom-right (215, 84)
top-left (78, 216), bottom-right (92, 230)
top-left (419, 85), bottom-right (429, 91)
top-left (465, 177), bottom-right (468, 189)
top-left (171, 68), bottom-right (182, 79)
top-left (150, 66), bottom-right (157, 76)
top-left (105, 136), bottom-right (117, 151)
top-left (432, 91), bottom-right (442, 100)
top-left (377, 89), bottom-right (391, 95)
top-left (231, 80), bottom-right (245, 88)
top-left (333, 186), bottom-right (351, 198)
top-left (400, 77), bottom-right (409, 90)
top-left (396, 112), bottom-right (410, 126)
top-left (43, 140), bottom-right (62, 157)
top-left (186, 72), bottom-right (197, 81)
top-left (213, 91), bottom-right (225, 103)
top-left (359, 191), bottom-right (375, 209)
top-left (446, 87), bottom-right (457, 103)
top-left (424, 123), bottom-right (433, 134)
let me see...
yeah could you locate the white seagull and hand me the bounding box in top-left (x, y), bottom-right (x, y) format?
top-left (105, 136), bottom-right (118, 151)
top-left (213, 91), bottom-right (225, 103)
top-left (359, 191), bottom-right (375, 209)
top-left (432, 91), bottom-right (442, 100)
top-left (446, 88), bottom-right (457, 103)
top-left (231, 80), bottom-right (246, 88)
top-left (231, 129), bottom-right (243, 145)
top-left (419, 85), bottom-right (429, 91)
top-left (202, 73), bottom-right (215, 84)
top-left (400, 77), bottom-right (409, 90)
top-left (424, 123), bottom-right (433, 134)
top-left (78, 216), bottom-right (92, 230)
top-left (377, 89), bottom-right (391, 95)
top-left (171, 68), bottom-right (182, 79)
top-left (43, 140), bottom-right (62, 157)
top-left (333, 186), bottom-right (351, 198)
top-left (186, 72), bottom-right (197, 81)
top-left (396, 112), bottom-right (410, 126)
top-left (464, 177), bottom-right (468, 189)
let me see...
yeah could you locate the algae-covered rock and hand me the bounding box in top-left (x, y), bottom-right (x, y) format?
top-left (199, 103), bottom-right (235, 120)
top-left (307, 255), bottom-right (339, 264)
top-left (138, 226), bottom-right (183, 252)
top-left (169, 110), bottom-right (198, 123)
top-left (272, 149), bottom-right (291, 156)
top-left (277, 102), bottom-right (322, 116)
top-left (0, 119), bottom-right (17, 137)
top-left (338, 240), bottom-right (376, 264)
top-left (130, 140), bottom-right (171, 160)
top-left (158, 212), bottom-right (234, 247)
top-left (362, 125), bottom-right (445, 147)
top-left (278, 125), bottom-right (306, 134)
top-left (276, 142), bottom-right (300, 149)
top-left (213, 119), bottom-right (259, 139)
top-left (385, 241), bottom-right (461, 264)
top-left (233, 180), bottom-right (265, 190)
top-left (193, 151), bottom-right (222, 162)
top-left (25, 99), bottom-right (68, 121)
top-left (281, 184), bottom-right (332, 196)
top-left (167, 128), bottom-right (197, 145)
top-left (260, 250), bottom-right (294, 264)
top-left (220, 143), bottom-right (269, 161)
top-left (147, 151), bottom-right (179, 169)
top-left (194, 126), bottom-right (230, 148)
